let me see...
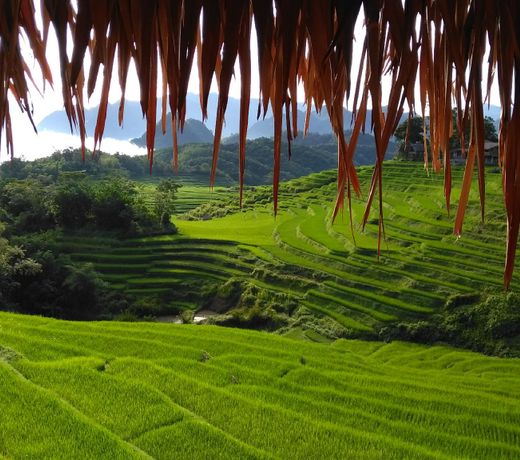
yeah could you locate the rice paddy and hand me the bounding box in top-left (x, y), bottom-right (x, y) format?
top-left (0, 312), bottom-right (519, 459)
top-left (4, 161), bottom-right (520, 458)
top-left (62, 162), bottom-right (515, 334)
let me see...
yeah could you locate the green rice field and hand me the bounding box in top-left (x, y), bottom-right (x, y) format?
top-left (1, 311), bottom-right (519, 459)
top-left (61, 162), bottom-right (516, 335)
top-left (4, 161), bottom-right (520, 458)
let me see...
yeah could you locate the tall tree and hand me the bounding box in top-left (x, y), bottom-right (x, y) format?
top-left (395, 111), bottom-right (498, 155)
top-left (154, 179), bottom-right (180, 228)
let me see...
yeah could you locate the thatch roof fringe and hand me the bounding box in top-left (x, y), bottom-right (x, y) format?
top-left (1, 0), bottom-right (520, 286)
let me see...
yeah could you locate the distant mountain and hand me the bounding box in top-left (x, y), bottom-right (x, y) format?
top-left (131, 116), bottom-right (214, 149)
top-left (247, 109), bottom-right (337, 138)
top-left (38, 94), bottom-right (502, 143)
top-left (37, 100), bottom-right (150, 140)
top-left (129, 112), bottom-right (392, 183)
top-left (484, 105), bottom-right (501, 120)
top-left (37, 94), bottom-right (264, 140)
top-left (247, 107), bottom-right (413, 139)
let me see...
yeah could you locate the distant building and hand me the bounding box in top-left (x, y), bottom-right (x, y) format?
top-left (450, 141), bottom-right (499, 166)
top-left (483, 141), bottom-right (499, 166)
top-left (401, 142), bottom-right (426, 161)
top-left (400, 140), bottom-right (499, 166)
top-left (450, 147), bottom-right (465, 165)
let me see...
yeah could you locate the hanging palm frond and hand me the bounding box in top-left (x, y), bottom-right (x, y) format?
top-left (1, 0), bottom-right (520, 286)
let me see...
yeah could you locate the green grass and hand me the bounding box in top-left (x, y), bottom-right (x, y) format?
top-left (1, 312), bottom-right (519, 459)
top-left (138, 182), bottom-right (233, 215)
top-left (59, 161), bottom-right (517, 334)
top-left (178, 209), bottom-right (278, 246)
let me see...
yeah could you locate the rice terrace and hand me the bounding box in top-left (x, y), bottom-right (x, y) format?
top-left (2, 0), bottom-right (520, 459)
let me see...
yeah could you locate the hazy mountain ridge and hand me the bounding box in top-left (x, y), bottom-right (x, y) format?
top-left (38, 94), bottom-right (501, 147)
top-left (37, 94), bottom-right (262, 140)
top-left (131, 116), bottom-right (214, 148)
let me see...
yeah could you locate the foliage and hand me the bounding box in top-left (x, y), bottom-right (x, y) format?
top-left (91, 177), bottom-right (141, 232)
top-left (0, 225), bottom-right (41, 309)
top-left (0, 172), bottom-right (177, 236)
top-left (0, 172), bottom-right (179, 320)
top-left (394, 115), bottom-right (425, 145)
top-left (394, 111), bottom-right (498, 158)
top-left (1, 240), bottom-right (125, 320)
top-left (379, 291), bottom-right (520, 357)
top-left (52, 172), bottom-right (94, 228)
top-left (0, 179), bottom-right (54, 234)
top-left (182, 201), bottom-right (239, 220)
top-left (154, 179), bottom-right (180, 227)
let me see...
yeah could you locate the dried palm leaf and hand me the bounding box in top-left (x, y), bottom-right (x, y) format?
top-left (3, 0), bottom-right (520, 286)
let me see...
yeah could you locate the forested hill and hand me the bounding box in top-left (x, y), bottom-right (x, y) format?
top-left (129, 113), bottom-right (390, 184)
top-left (170, 132), bottom-right (391, 184)
top-left (131, 116), bottom-right (214, 149)
top-left (2, 134), bottom-right (390, 186)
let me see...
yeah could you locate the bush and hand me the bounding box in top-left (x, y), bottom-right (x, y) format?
top-left (0, 179), bottom-right (54, 234)
top-left (52, 174), bottom-right (93, 228)
top-left (91, 177), bottom-right (139, 232)
top-left (183, 202), bottom-right (238, 220)
top-left (213, 305), bottom-right (288, 331)
top-left (379, 291), bottom-right (520, 357)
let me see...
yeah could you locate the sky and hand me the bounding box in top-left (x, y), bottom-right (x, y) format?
top-left (2, 2), bottom-right (261, 161)
top-left (1, 6), bottom-right (502, 162)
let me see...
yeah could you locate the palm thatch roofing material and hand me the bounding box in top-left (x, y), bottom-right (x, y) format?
top-left (1, 0), bottom-right (519, 285)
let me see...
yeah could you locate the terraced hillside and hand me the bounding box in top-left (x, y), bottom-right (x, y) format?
top-left (138, 181), bottom-right (232, 215)
top-left (62, 162), bottom-right (516, 337)
top-left (1, 312), bottom-right (519, 459)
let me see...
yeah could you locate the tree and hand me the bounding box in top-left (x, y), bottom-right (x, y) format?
top-left (393, 116), bottom-right (427, 160)
top-left (449, 112), bottom-right (498, 148)
top-left (91, 177), bottom-right (138, 232)
top-left (58, 263), bottom-right (107, 319)
top-left (0, 158), bottom-right (28, 180)
top-left (52, 172), bottom-right (93, 229)
top-left (395, 111), bottom-right (499, 159)
top-left (0, 224), bottom-right (41, 308)
top-left (0, 179), bottom-right (54, 234)
top-left (394, 116), bottom-right (425, 146)
top-left (484, 117), bottom-right (498, 142)
top-left (154, 179), bottom-right (180, 229)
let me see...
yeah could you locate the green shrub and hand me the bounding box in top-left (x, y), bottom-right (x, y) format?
top-left (214, 305), bottom-right (288, 331)
top-left (379, 291), bottom-right (520, 357)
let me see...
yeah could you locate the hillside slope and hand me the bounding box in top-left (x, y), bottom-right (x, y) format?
top-left (0, 312), bottom-right (519, 459)
top-left (148, 133), bottom-right (385, 185)
top-left (59, 162), bottom-right (520, 353)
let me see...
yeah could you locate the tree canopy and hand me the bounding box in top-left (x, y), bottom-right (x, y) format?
top-left (1, 1), bottom-right (520, 285)
top-left (394, 112), bottom-right (498, 159)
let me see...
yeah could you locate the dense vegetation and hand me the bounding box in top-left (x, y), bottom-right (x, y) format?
top-left (130, 110), bottom-right (391, 176)
top-left (0, 169), bottom-right (178, 319)
top-left (0, 312), bottom-right (519, 459)
top-left (394, 111), bottom-right (498, 157)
